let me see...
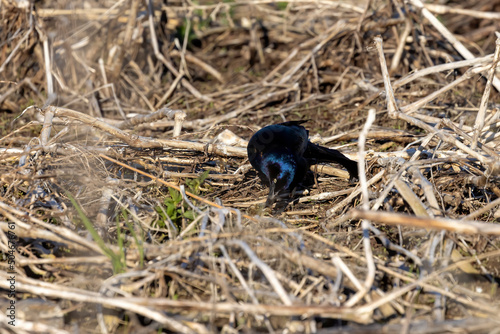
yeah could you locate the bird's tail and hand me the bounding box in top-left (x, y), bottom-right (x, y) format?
top-left (305, 143), bottom-right (359, 180)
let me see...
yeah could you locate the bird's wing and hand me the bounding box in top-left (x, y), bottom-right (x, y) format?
top-left (305, 142), bottom-right (359, 180)
top-left (274, 122), bottom-right (309, 155)
top-left (278, 120), bottom-right (308, 127)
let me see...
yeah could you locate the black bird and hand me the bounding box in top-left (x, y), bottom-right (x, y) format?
top-left (247, 121), bottom-right (358, 207)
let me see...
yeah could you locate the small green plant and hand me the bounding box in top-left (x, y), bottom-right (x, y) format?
top-left (186, 170), bottom-right (210, 195)
top-left (155, 170), bottom-right (210, 230)
top-left (177, 14), bottom-right (211, 48)
top-left (276, 2), bottom-right (289, 11)
top-left (121, 209), bottom-right (145, 268)
top-left (155, 187), bottom-right (186, 228)
top-left (67, 193), bottom-right (126, 274)
top-left (176, 19), bottom-right (195, 45)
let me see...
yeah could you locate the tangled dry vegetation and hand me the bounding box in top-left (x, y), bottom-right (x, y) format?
top-left (1, 0), bottom-right (500, 333)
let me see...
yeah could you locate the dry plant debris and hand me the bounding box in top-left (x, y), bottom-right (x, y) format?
top-left (1, 0), bottom-right (500, 333)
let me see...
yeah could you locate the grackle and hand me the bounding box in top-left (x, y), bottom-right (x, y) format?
top-left (247, 121), bottom-right (358, 207)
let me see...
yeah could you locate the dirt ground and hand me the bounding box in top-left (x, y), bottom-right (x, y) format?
top-left (1, 0), bottom-right (500, 333)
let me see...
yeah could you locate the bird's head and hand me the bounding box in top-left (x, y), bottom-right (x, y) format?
top-left (261, 153), bottom-right (296, 207)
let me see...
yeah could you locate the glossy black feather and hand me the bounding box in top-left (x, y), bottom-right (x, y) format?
top-left (247, 121), bottom-right (358, 207)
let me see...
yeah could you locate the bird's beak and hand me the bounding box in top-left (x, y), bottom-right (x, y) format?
top-left (265, 179), bottom-right (277, 207)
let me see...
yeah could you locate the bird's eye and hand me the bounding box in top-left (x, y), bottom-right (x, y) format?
top-left (273, 178), bottom-right (277, 183)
